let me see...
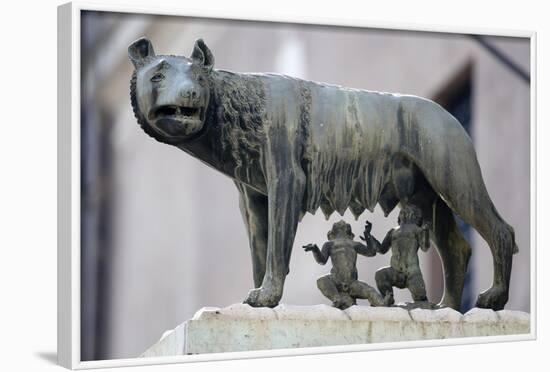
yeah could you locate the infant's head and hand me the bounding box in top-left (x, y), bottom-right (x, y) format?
top-left (328, 220), bottom-right (355, 240)
top-left (398, 205), bottom-right (423, 226)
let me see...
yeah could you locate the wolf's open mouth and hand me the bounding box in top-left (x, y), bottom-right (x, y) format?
top-left (153, 105), bottom-right (202, 120)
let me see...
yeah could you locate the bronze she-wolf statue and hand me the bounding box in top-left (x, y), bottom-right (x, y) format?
top-left (128, 37), bottom-right (518, 311)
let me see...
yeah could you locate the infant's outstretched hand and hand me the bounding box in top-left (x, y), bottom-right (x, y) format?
top-left (365, 221), bottom-right (372, 234)
top-left (303, 244), bottom-right (316, 252)
top-left (360, 221), bottom-right (373, 241)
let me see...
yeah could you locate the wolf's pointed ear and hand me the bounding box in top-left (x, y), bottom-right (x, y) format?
top-left (191, 39), bottom-right (215, 73)
top-left (128, 38), bottom-right (155, 68)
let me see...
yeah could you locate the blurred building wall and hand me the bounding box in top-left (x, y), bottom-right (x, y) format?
top-left (81, 11), bottom-right (530, 360)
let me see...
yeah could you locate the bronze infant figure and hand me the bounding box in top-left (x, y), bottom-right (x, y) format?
top-left (363, 205), bottom-right (431, 306)
top-left (303, 220), bottom-right (390, 309)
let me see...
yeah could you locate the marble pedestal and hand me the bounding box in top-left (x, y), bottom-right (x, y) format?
top-left (141, 304), bottom-right (530, 357)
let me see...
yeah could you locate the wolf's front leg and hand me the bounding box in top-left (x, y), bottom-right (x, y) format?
top-left (244, 171), bottom-right (306, 307)
top-left (235, 182), bottom-right (269, 288)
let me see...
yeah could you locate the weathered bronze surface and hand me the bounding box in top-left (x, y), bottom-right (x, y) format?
top-left (364, 205), bottom-right (431, 306)
top-left (128, 37), bottom-right (517, 311)
top-left (303, 221), bottom-right (390, 309)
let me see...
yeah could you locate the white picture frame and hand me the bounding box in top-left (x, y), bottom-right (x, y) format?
top-left (57, 1), bottom-right (537, 369)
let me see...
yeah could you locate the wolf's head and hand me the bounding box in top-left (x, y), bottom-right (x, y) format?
top-left (129, 38), bottom-right (215, 143)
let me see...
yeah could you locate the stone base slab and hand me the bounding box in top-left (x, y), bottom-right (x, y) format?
top-left (141, 304), bottom-right (530, 357)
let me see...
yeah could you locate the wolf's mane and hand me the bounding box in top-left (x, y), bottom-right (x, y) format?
top-left (207, 71), bottom-right (267, 170)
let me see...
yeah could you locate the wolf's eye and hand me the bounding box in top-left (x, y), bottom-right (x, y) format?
top-left (151, 73), bottom-right (164, 83)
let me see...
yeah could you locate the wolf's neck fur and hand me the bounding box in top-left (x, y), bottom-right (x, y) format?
top-left (170, 71), bottom-right (268, 186)
top-left (191, 71), bottom-right (268, 167)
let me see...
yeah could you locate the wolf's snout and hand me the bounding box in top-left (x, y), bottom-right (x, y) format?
top-left (180, 87), bottom-right (199, 100)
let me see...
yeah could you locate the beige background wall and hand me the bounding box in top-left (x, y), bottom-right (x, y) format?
top-left (81, 11), bottom-right (530, 360)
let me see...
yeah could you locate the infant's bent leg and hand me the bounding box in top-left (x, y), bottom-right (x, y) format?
top-left (375, 266), bottom-right (405, 296)
top-left (317, 275), bottom-right (340, 302)
top-left (350, 280), bottom-right (385, 306)
top-left (407, 271), bottom-right (428, 302)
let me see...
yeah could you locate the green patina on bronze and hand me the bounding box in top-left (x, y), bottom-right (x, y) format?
top-left (129, 37), bottom-right (517, 311)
